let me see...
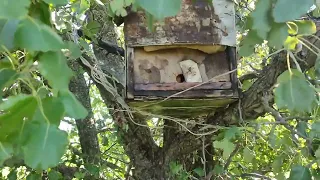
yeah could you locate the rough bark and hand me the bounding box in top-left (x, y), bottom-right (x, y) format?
top-left (69, 60), bottom-right (100, 165)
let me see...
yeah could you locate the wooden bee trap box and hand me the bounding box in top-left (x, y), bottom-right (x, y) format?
top-left (123, 0), bottom-right (238, 117)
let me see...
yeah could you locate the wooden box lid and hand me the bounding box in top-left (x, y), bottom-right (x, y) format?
top-left (124, 0), bottom-right (236, 47)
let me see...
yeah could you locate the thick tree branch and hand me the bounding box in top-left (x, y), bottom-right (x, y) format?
top-left (239, 72), bottom-right (259, 82)
top-left (261, 96), bottom-right (309, 140)
top-left (224, 143), bottom-right (241, 170)
top-left (3, 158), bottom-right (78, 180)
top-left (208, 52), bottom-right (288, 125)
top-left (77, 29), bottom-right (125, 57)
top-left (240, 173), bottom-right (272, 180)
top-left (69, 60), bottom-right (101, 165)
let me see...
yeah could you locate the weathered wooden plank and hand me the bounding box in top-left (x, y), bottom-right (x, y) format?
top-left (126, 47), bottom-right (135, 99)
top-left (132, 89), bottom-right (235, 99)
top-left (124, 0), bottom-right (236, 47)
top-left (128, 98), bottom-right (237, 117)
top-left (134, 82), bottom-right (232, 91)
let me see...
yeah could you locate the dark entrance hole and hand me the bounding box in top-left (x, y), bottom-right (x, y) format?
top-left (176, 74), bottom-right (186, 83)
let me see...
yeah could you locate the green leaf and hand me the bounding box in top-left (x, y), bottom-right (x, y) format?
top-left (22, 123), bottom-right (68, 170)
top-left (48, 170), bottom-right (63, 180)
top-left (137, 0), bottom-right (181, 19)
top-left (274, 69), bottom-right (315, 112)
top-left (65, 41), bottom-right (82, 59)
top-left (311, 122), bottom-right (320, 139)
top-left (315, 56), bottom-right (320, 78)
top-left (26, 173), bottom-right (41, 180)
top-left (86, 21), bottom-right (101, 35)
top-left (224, 126), bottom-right (241, 140)
top-left (38, 51), bottom-right (73, 91)
top-left (110, 0), bottom-right (125, 13)
top-left (0, 0), bottom-right (31, 19)
top-left (7, 170), bottom-right (17, 180)
top-left (289, 165), bottom-right (312, 180)
top-left (72, 0), bottom-right (90, 15)
top-left (241, 80), bottom-right (253, 91)
top-left (43, 0), bottom-right (69, 5)
top-left (284, 36), bottom-right (299, 50)
top-left (29, 1), bottom-right (52, 26)
top-left (193, 168), bottom-right (205, 177)
top-left (119, 8), bottom-right (128, 17)
top-left (213, 165), bottom-right (224, 174)
top-left (14, 18), bottom-right (64, 52)
top-left (243, 147), bottom-right (254, 163)
top-left (0, 68), bottom-right (18, 91)
top-left (0, 95), bottom-right (37, 141)
top-left (273, 0), bottom-right (314, 22)
top-left (312, 169), bottom-right (320, 180)
top-left (313, 7), bottom-right (320, 18)
top-left (250, 0), bottom-right (272, 39)
top-left (267, 22), bottom-right (289, 49)
top-left (74, 172), bottom-right (85, 179)
top-left (296, 121), bottom-right (308, 137)
top-left (0, 143), bottom-right (13, 165)
top-left (272, 156), bottom-right (283, 174)
top-left (102, 136), bottom-right (109, 146)
top-left (124, 0), bottom-right (133, 6)
top-left (0, 19), bottom-right (20, 51)
top-left (291, 20), bottom-right (317, 35)
top-left (59, 90), bottom-right (88, 119)
top-left (145, 11), bottom-right (156, 32)
top-left (32, 97), bottom-right (65, 125)
top-left (85, 164), bottom-right (100, 176)
top-left (239, 30), bottom-right (263, 57)
top-left (169, 161), bottom-right (183, 175)
top-left (213, 139), bottom-right (235, 159)
top-left (0, 94), bottom-right (33, 111)
top-left (37, 87), bottom-right (50, 98)
top-left (275, 173), bottom-right (286, 180)
top-left (0, 57), bottom-right (12, 69)
top-left (315, 147), bottom-right (320, 159)
top-left (79, 38), bottom-right (90, 51)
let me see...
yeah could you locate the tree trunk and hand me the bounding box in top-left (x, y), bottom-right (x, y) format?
top-left (69, 60), bottom-right (100, 165)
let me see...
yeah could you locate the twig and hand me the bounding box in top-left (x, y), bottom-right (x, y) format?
top-left (240, 173), bottom-right (272, 180)
top-left (77, 29), bottom-right (125, 57)
top-left (62, 119), bottom-right (76, 126)
top-left (103, 143), bottom-right (117, 155)
top-left (224, 143), bottom-right (241, 170)
top-left (125, 163), bottom-right (133, 180)
top-left (202, 137), bottom-right (207, 177)
top-left (239, 72), bottom-right (258, 83)
top-left (307, 159), bottom-right (317, 168)
top-left (97, 127), bottom-right (115, 134)
top-left (284, 116), bottom-right (311, 121)
top-left (261, 95), bottom-right (315, 154)
top-left (261, 96), bottom-right (309, 140)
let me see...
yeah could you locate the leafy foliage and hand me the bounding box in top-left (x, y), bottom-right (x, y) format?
top-left (137, 0), bottom-right (181, 19)
top-left (275, 69), bottom-right (315, 112)
top-left (22, 124), bottom-right (68, 170)
top-left (289, 165), bottom-right (312, 180)
top-left (0, 0), bottom-right (89, 171)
